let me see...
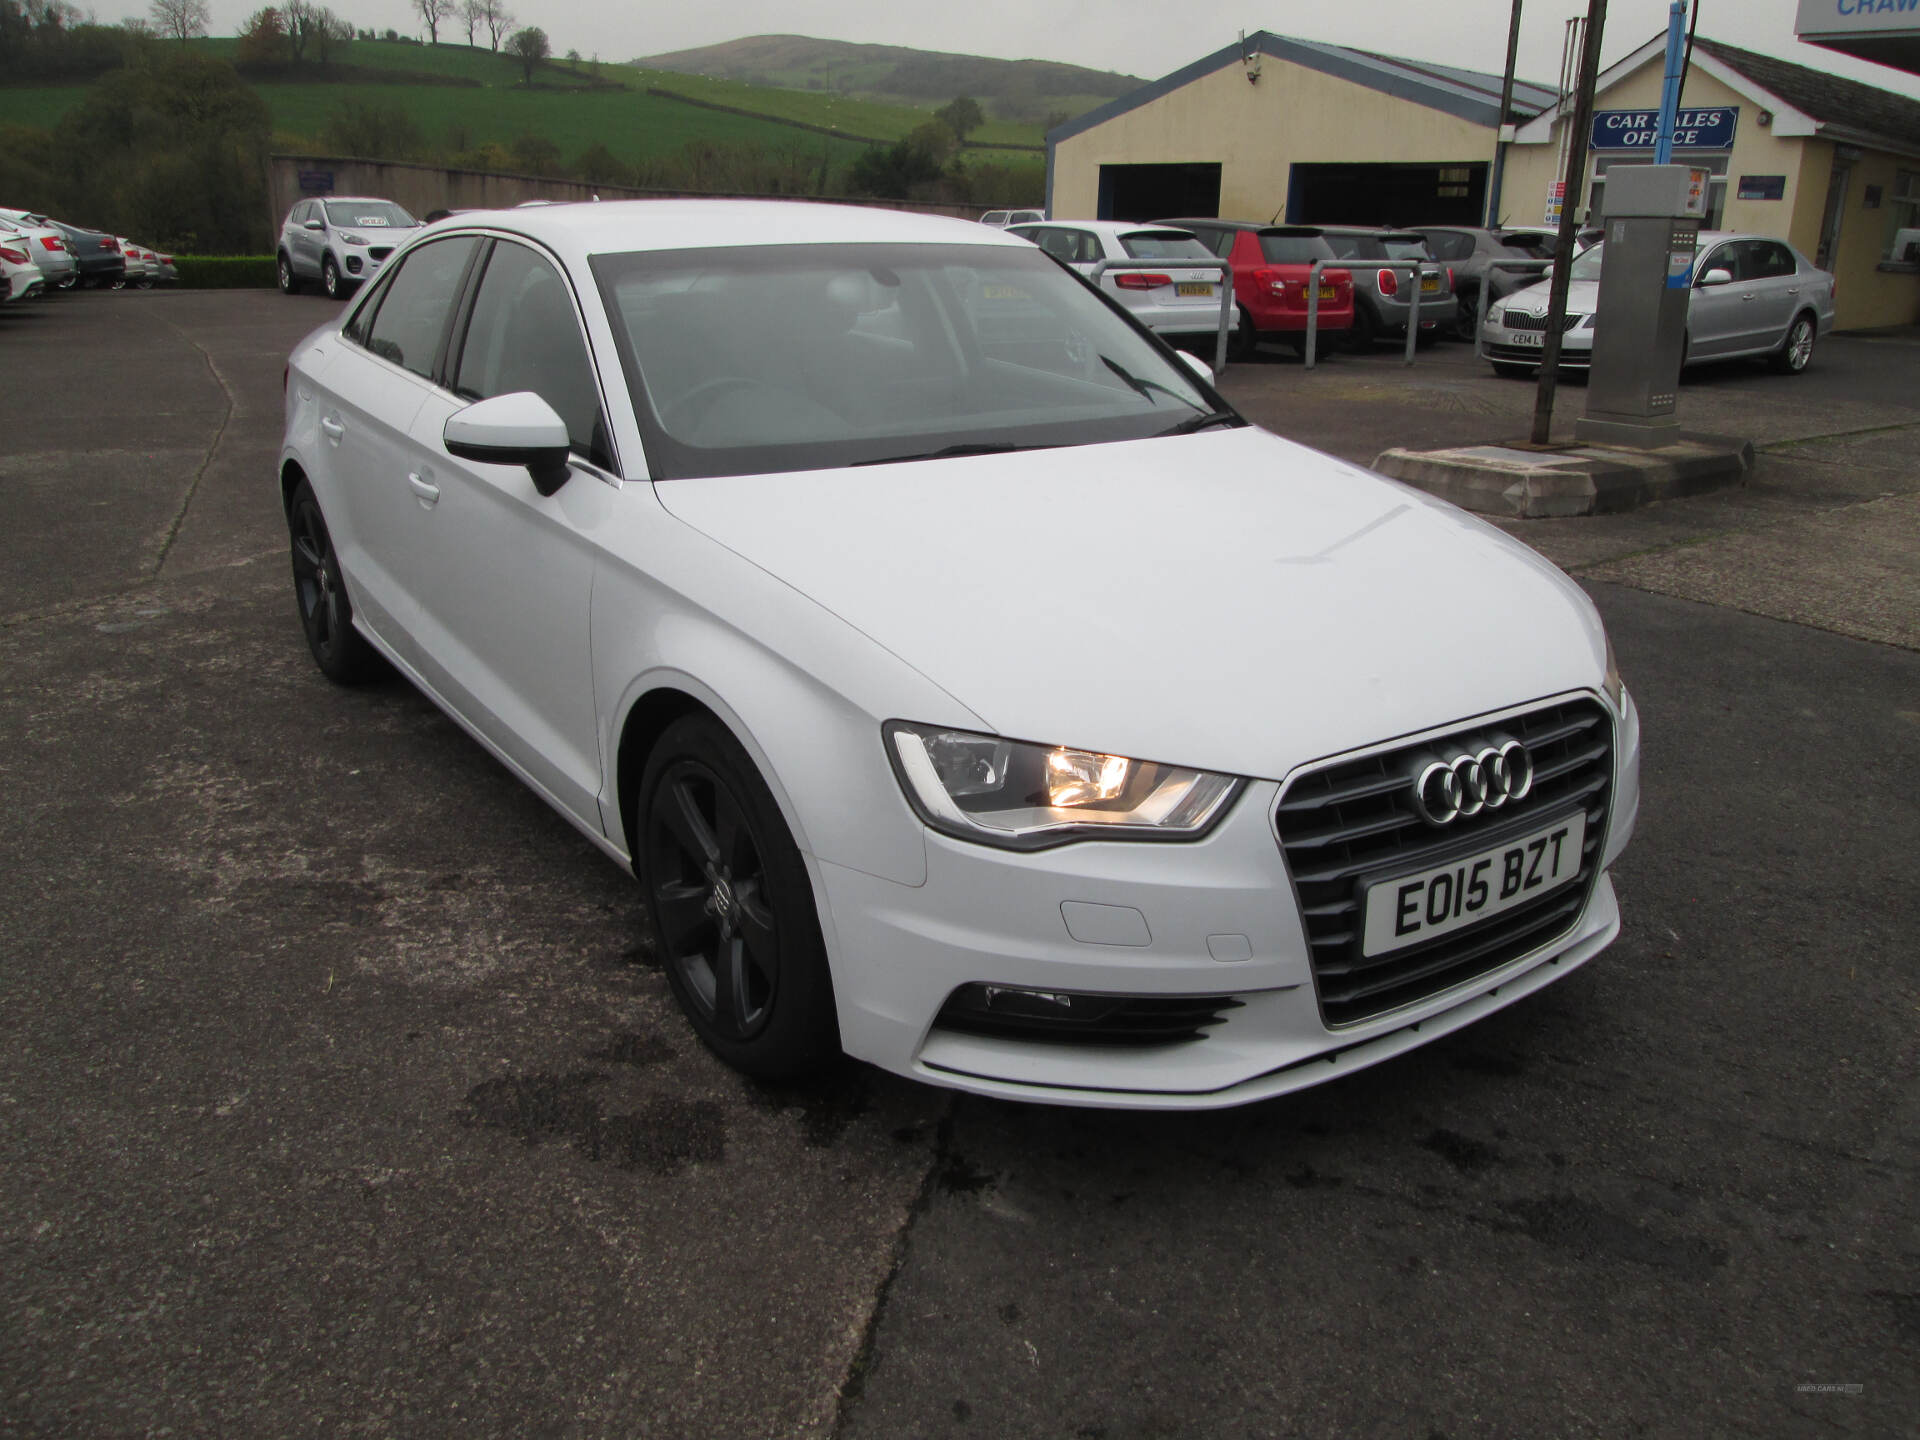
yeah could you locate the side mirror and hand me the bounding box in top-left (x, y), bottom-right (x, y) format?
top-left (444, 392), bottom-right (573, 496)
top-left (1697, 267), bottom-right (1734, 287)
top-left (304, 219), bottom-right (324, 232)
top-left (1176, 349), bottom-right (1214, 384)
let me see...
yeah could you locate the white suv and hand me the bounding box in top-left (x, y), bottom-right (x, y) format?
top-left (278, 196), bottom-right (420, 299)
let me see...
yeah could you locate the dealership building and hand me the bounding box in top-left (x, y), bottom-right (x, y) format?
top-left (1046, 28), bottom-right (1920, 328)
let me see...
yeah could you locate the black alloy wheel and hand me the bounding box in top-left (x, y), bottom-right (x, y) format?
top-left (322, 256), bottom-right (343, 300)
top-left (638, 715), bottom-right (839, 1078)
top-left (287, 479), bottom-right (381, 684)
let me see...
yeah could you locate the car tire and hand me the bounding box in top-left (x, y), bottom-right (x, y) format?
top-left (278, 253), bottom-right (299, 295)
top-left (287, 478), bottom-right (383, 685)
top-left (1453, 289), bottom-right (1480, 342)
top-left (322, 256), bottom-right (343, 300)
top-left (638, 713), bottom-right (841, 1080)
top-left (1230, 304), bottom-right (1259, 361)
top-left (1347, 301), bottom-right (1379, 352)
top-left (1491, 361), bottom-right (1534, 380)
top-left (1769, 312), bottom-right (1817, 375)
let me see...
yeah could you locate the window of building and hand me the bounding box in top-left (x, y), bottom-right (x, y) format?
top-left (1885, 170), bottom-right (1920, 265)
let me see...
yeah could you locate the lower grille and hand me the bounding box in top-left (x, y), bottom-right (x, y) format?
top-left (1486, 342), bottom-right (1589, 367)
top-left (932, 983), bottom-right (1243, 1047)
top-left (369, 246), bottom-right (393, 261)
top-left (1275, 698), bottom-right (1614, 1028)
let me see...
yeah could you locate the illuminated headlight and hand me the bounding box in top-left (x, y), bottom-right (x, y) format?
top-left (885, 722), bottom-right (1242, 849)
top-left (1603, 634), bottom-right (1626, 711)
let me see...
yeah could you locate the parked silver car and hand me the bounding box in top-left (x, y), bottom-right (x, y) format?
top-left (277, 196), bottom-right (420, 299)
top-left (1481, 232), bottom-right (1837, 377)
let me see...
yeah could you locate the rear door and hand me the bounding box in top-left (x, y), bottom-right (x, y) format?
top-left (1743, 240), bottom-right (1802, 351)
top-left (405, 237), bottom-right (616, 830)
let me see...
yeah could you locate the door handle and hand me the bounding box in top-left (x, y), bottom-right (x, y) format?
top-left (1741, 293), bottom-right (1757, 301)
top-left (407, 471), bottom-right (440, 507)
top-left (319, 415), bottom-right (345, 442)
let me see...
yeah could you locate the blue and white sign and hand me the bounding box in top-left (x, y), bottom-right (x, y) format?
top-left (1798, 0), bottom-right (1920, 43)
top-left (1590, 107), bottom-right (1739, 151)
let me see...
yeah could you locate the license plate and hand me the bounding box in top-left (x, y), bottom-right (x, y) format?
top-left (1175, 281), bottom-right (1214, 297)
top-left (1508, 331), bottom-right (1543, 348)
top-left (1317, 285), bottom-right (1337, 301)
top-left (1421, 275), bottom-right (1440, 293)
top-left (1360, 812), bottom-right (1586, 958)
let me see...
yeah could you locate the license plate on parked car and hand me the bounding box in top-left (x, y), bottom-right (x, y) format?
top-left (1508, 332), bottom-right (1542, 348)
top-left (1421, 275), bottom-right (1440, 293)
top-left (1359, 811), bottom-right (1586, 958)
top-left (1317, 285), bottom-right (1337, 301)
top-left (1175, 281), bottom-right (1214, 297)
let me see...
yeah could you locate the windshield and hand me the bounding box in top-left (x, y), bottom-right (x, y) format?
top-left (1119, 231), bottom-right (1213, 261)
top-left (1569, 243), bottom-right (1605, 282)
top-left (591, 242), bottom-right (1229, 480)
top-left (325, 201), bottom-right (415, 229)
top-left (1323, 234), bottom-right (1391, 261)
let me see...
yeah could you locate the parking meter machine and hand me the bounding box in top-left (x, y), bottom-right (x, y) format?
top-left (1576, 164), bottom-right (1707, 449)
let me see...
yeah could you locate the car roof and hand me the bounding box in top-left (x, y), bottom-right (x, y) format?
top-left (1017, 218), bottom-right (1198, 237)
top-left (422, 199), bottom-right (1033, 258)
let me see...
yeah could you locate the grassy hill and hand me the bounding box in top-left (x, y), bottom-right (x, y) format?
top-left (635, 33), bottom-right (1140, 123)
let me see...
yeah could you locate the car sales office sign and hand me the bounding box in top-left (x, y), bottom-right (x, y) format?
top-left (1590, 107), bottom-right (1739, 152)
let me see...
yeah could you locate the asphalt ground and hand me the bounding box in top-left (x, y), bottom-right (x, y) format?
top-left (2, 290), bottom-right (1915, 1438)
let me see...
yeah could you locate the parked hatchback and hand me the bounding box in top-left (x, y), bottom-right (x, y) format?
top-left (1408, 226), bottom-right (1554, 338)
top-left (1481, 232), bottom-right (1836, 377)
top-left (278, 196), bottom-right (421, 299)
top-left (1317, 228), bottom-right (1454, 350)
top-left (1009, 220), bottom-right (1228, 345)
top-left (280, 200), bottom-right (1638, 1109)
top-left (1156, 219), bottom-right (1355, 358)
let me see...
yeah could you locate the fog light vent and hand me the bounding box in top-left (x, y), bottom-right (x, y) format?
top-left (932, 983), bottom-right (1242, 1047)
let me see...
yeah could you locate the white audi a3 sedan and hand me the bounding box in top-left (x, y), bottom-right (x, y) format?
top-left (279, 200), bottom-right (1639, 1109)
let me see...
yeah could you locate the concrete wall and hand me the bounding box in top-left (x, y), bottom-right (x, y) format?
top-left (267, 156), bottom-right (988, 238)
top-left (1050, 58), bottom-right (1496, 223)
top-left (1500, 64), bottom-right (1919, 329)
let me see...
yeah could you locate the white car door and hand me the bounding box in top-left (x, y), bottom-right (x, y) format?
top-left (404, 237), bottom-right (612, 831)
top-left (322, 235), bottom-right (481, 668)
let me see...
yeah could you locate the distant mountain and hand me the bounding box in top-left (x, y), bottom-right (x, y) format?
top-left (633, 34), bottom-right (1142, 122)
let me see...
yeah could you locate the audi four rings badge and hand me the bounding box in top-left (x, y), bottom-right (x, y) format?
top-left (1412, 740), bottom-right (1534, 826)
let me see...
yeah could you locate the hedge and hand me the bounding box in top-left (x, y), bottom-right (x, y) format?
top-left (173, 256), bottom-right (279, 289)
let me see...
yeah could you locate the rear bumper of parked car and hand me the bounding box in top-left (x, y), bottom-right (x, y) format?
top-left (1243, 290), bottom-right (1354, 334)
top-left (819, 689), bottom-right (1639, 1109)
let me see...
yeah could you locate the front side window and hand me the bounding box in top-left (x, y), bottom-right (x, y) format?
top-left (455, 240), bottom-right (610, 467)
top-left (360, 236), bottom-right (477, 380)
top-left (592, 241), bottom-right (1225, 480)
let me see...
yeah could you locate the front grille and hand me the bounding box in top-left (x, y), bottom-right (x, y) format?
top-left (1274, 698), bottom-right (1613, 1028)
top-left (932, 983), bottom-right (1243, 1047)
top-left (1500, 310), bottom-right (1584, 332)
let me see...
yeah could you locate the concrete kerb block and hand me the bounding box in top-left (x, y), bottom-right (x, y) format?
top-left (1371, 432), bottom-right (1753, 518)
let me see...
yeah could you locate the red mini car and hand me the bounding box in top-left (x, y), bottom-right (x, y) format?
top-left (1158, 219), bottom-right (1355, 358)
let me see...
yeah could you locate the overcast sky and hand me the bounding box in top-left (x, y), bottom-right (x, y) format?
top-left (147, 0), bottom-right (1920, 102)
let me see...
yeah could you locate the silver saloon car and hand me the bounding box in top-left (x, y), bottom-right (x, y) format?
top-left (1481, 232), bottom-right (1837, 377)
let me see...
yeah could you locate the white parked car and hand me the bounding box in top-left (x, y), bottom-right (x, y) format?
top-left (0, 239), bottom-right (46, 302)
top-left (1482, 231), bottom-right (1837, 377)
top-left (280, 201), bottom-right (1639, 1109)
top-left (116, 240), bottom-right (157, 289)
top-left (1008, 219), bottom-right (1229, 343)
top-left (0, 215), bottom-right (75, 288)
top-left (278, 196), bottom-right (421, 299)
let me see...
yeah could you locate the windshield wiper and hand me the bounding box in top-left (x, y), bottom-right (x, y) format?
top-left (1100, 355), bottom-right (1207, 413)
top-left (851, 441), bottom-right (1055, 467)
top-left (1157, 410), bottom-right (1242, 436)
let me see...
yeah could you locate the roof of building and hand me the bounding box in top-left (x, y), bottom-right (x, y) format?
top-left (1048, 31), bottom-right (1559, 146)
top-left (1691, 37), bottom-right (1920, 153)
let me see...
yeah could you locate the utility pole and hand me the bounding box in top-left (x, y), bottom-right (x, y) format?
top-left (1485, 0), bottom-right (1524, 226)
top-left (1529, 0), bottom-right (1608, 447)
top-left (1653, 2), bottom-right (1689, 165)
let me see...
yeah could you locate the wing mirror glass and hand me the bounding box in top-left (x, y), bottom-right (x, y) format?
top-left (1698, 268), bottom-right (1735, 287)
top-left (444, 392), bottom-right (573, 496)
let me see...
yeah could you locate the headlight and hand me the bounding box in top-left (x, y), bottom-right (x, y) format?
top-left (1485, 303), bottom-right (1505, 326)
top-left (339, 232), bottom-right (368, 246)
top-left (1603, 635), bottom-right (1626, 710)
top-left (885, 722), bottom-right (1242, 850)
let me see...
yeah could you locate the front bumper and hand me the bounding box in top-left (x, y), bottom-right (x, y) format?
top-left (1482, 318), bottom-right (1595, 367)
top-left (820, 688), bottom-right (1639, 1108)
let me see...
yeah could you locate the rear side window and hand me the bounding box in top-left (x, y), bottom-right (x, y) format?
top-left (454, 240), bottom-right (611, 467)
top-left (1752, 241), bottom-right (1798, 278)
top-left (1119, 231), bottom-right (1214, 261)
top-left (1257, 233), bottom-right (1332, 264)
top-left (360, 236), bottom-right (477, 380)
